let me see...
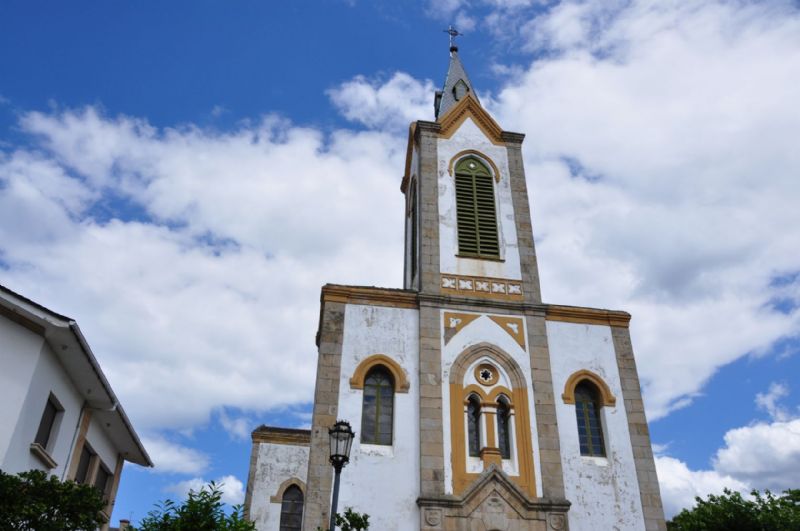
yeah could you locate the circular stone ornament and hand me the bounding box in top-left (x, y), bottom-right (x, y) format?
top-left (474, 363), bottom-right (498, 386)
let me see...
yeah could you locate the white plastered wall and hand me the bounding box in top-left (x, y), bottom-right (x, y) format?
top-left (249, 442), bottom-right (309, 531)
top-left (85, 420), bottom-right (119, 479)
top-left (335, 304), bottom-right (420, 531)
top-left (2, 339), bottom-right (84, 478)
top-left (437, 118), bottom-right (522, 280)
top-left (440, 311), bottom-right (543, 497)
top-left (0, 316), bottom-right (44, 461)
top-left (547, 321), bottom-right (645, 531)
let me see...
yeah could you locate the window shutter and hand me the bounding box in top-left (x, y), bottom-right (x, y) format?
top-left (455, 158), bottom-right (499, 257)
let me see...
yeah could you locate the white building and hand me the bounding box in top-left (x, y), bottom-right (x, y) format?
top-left (245, 46), bottom-right (666, 531)
top-left (0, 284), bottom-right (152, 529)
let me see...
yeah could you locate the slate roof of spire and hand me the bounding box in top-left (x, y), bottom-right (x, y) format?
top-left (435, 46), bottom-right (480, 120)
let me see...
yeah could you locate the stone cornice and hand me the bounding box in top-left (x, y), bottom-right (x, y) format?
top-left (251, 426), bottom-right (311, 446)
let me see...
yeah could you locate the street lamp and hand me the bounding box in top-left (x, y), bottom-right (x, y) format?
top-left (328, 420), bottom-right (355, 531)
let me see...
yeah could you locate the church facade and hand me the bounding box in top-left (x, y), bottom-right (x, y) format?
top-left (244, 47), bottom-right (666, 531)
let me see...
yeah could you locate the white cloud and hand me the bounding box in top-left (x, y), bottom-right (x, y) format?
top-left (488, 0), bottom-right (800, 419)
top-left (141, 436), bottom-right (210, 475)
top-left (714, 419), bottom-right (800, 491)
top-left (218, 410), bottom-right (252, 441)
top-left (755, 382), bottom-right (791, 421)
top-left (166, 474), bottom-right (245, 506)
top-left (655, 454), bottom-right (748, 518)
top-left (327, 72), bottom-right (435, 131)
top-left (0, 106), bottom-right (406, 431)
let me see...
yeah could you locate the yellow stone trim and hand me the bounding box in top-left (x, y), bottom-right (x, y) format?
top-left (270, 477), bottom-right (306, 504)
top-left (448, 343), bottom-right (537, 498)
top-left (474, 363), bottom-right (499, 386)
top-left (349, 354), bottom-right (410, 393)
top-left (562, 369), bottom-right (617, 407)
top-left (447, 150), bottom-right (501, 183)
top-left (443, 311), bottom-right (481, 338)
top-left (488, 316), bottom-right (526, 349)
top-left (438, 94), bottom-right (504, 146)
top-left (441, 274), bottom-right (524, 302)
top-left (66, 408), bottom-right (92, 480)
top-left (321, 284), bottom-right (418, 309)
top-left (546, 304), bottom-right (631, 328)
top-left (252, 429), bottom-right (311, 446)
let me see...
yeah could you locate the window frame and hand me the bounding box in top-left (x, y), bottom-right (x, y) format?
top-left (466, 394), bottom-right (481, 458)
top-left (496, 396), bottom-right (512, 459)
top-left (574, 381), bottom-right (607, 457)
top-left (278, 484), bottom-right (304, 531)
top-left (454, 157), bottom-right (500, 259)
top-left (34, 393), bottom-right (63, 451)
top-left (360, 366), bottom-right (395, 446)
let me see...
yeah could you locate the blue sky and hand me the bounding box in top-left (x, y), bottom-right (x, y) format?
top-left (2, 0), bottom-right (800, 524)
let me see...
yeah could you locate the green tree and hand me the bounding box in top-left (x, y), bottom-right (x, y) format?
top-left (316, 507), bottom-right (370, 531)
top-left (0, 468), bottom-right (107, 531)
top-left (130, 481), bottom-right (254, 531)
top-left (668, 488), bottom-right (800, 531)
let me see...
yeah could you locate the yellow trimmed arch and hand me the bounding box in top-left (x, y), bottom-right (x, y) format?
top-left (447, 150), bottom-right (501, 182)
top-left (269, 477), bottom-right (306, 503)
top-left (349, 354), bottom-right (410, 393)
top-left (561, 369), bottom-right (617, 407)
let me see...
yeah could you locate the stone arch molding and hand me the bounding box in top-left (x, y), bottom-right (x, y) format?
top-left (447, 149), bottom-right (501, 182)
top-left (561, 369), bottom-right (617, 407)
top-left (349, 354), bottom-right (410, 393)
top-left (449, 342), bottom-right (526, 388)
top-left (269, 477), bottom-right (306, 503)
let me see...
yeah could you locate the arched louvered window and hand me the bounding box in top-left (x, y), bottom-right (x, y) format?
top-left (279, 485), bottom-right (304, 531)
top-left (361, 366), bottom-right (394, 445)
top-left (454, 157), bottom-right (499, 258)
top-left (497, 397), bottom-right (511, 459)
top-left (575, 381), bottom-right (606, 457)
top-left (467, 395), bottom-right (481, 457)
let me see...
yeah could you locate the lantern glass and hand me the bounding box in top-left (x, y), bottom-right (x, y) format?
top-left (328, 420), bottom-right (355, 469)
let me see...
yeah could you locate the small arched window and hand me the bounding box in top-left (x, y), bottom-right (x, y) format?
top-left (361, 366), bottom-right (394, 445)
top-left (497, 397), bottom-right (512, 459)
top-left (279, 485), bottom-right (304, 531)
top-left (454, 157), bottom-right (499, 258)
top-left (467, 395), bottom-right (481, 457)
top-left (575, 381), bottom-right (606, 457)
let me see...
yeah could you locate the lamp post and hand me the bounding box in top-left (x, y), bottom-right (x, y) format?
top-left (328, 420), bottom-right (355, 531)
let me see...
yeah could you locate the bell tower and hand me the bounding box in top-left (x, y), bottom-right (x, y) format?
top-left (402, 43), bottom-right (543, 306)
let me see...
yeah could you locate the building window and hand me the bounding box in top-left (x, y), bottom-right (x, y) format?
top-left (34, 395), bottom-right (62, 449)
top-left (409, 184), bottom-right (418, 281)
top-left (467, 395), bottom-right (481, 457)
top-left (75, 444), bottom-right (95, 484)
top-left (454, 157), bottom-right (499, 258)
top-left (94, 462), bottom-right (111, 499)
top-left (497, 397), bottom-right (512, 459)
top-left (279, 485), bottom-right (304, 531)
top-left (361, 366), bottom-right (394, 445)
top-left (575, 382), bottom-right (606, 457)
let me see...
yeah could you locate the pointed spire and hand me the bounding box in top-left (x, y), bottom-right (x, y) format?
top-left (434, 29), bottom-right (480, 120)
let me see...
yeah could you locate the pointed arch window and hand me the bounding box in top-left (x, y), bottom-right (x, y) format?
top-left (361, 366), bottom-right (394, 445)
top-left (496, 396), bottom-right (512, 459)
top-left (279, 485), bottom-right (304, 531)
top-left (467, 395), bottom-right (481, 457)
top-left (454, 157), bottom-right (499, 258)
top-left (575, 381), bottom-right (606, 457)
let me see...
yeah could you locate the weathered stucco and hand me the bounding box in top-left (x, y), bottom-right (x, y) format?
top-left (547, 320), bottom-right (645, 531)
top-left (436, 118), bottom-right (522, 281)
top-left (249, 442), bottom-right (309, 531)
top-left (440, 311), bottom-right (543, 498)
top-left (335, 303), bottom-right (421, 531)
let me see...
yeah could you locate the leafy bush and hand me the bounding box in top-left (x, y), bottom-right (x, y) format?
top-left (668, 488), bottom-right (800, 531)
top-left (130, 481), bottom-right (254, 531)
top-left (0, 468), bottom-right (106, 531)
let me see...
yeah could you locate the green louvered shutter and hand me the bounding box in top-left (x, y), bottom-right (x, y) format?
top-left (455, 158), bottom-right (500, 257)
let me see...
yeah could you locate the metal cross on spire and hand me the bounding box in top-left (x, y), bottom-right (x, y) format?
top-left (443, 25), bottom-right (463, 50)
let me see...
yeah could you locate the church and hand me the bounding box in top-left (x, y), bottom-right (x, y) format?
top-left (244, 43), bottom-right (666, 531)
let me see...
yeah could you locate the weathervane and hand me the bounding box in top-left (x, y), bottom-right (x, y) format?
top-left (444, 25), bottom-right (463, 50)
